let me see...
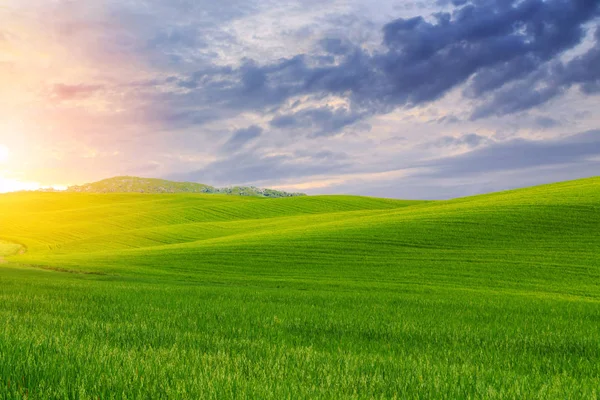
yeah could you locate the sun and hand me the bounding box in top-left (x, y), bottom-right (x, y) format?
top-left (0, 145), bottom-right (9, 163)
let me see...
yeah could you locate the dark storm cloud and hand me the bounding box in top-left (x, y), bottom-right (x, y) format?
top-left (269, 106), bottom-right (365, 137)
top-left (472, 25), bottom-right (600, 118)
top-left (165, 57), bottom-right (313, 117)
top-left (558, 26), bottom-right (600, 91)
top-left (470, 77), bottom-right (564, 119)
top-left (319, 38), bottom-right (354, 55)
top-left (167, 0), bottom-right (600, 128)
top-left (363, 0), bottom-right (599, 109)
top-left (421, 130), bottom-right (600, 177)
top-left (221, 125), bottom-right (263, 152)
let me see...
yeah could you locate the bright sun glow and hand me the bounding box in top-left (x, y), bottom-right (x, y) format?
top-left (0, 177), bottom-right (40, 193)
top-left (0, 145), bottom-right (44, 192)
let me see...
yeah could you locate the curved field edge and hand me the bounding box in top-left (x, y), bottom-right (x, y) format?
top-left (2, 177), bottom-right (599, 296)
top-left (0, 194), bottom-right (425, 256)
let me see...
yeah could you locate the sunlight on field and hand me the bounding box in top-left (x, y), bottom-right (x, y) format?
top-left (0, 177), bottom-right (599, 398)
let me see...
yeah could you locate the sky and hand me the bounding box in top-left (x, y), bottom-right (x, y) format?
top-left (0, 0), bottom-right (599, 198)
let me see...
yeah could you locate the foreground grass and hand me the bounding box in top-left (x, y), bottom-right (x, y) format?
top-left (0, 177), bottom-right (599, 398)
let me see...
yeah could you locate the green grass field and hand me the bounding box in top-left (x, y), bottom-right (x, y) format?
top-left (1, 177), bottom-right (599, 398)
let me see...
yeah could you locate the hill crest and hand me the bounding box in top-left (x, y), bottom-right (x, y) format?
top-left (66, 176), bottom-right (306, 198)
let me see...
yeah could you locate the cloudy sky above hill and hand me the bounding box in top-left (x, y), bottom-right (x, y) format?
top-left (0, 0), bottom-right (598, 198)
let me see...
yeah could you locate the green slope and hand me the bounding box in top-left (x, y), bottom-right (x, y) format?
top-left (0, 177), bottom-right (599, 398)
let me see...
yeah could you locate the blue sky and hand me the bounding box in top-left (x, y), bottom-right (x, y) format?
top-left (0, 0), bottom-right (598, 197)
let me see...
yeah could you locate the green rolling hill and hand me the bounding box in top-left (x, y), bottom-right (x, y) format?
top-left (0, 177), bottom-right (599, 398)
top-left (66, 176), bottom-right (306, 197)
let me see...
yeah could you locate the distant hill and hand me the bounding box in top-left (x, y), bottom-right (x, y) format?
top-left (65, 176), bottom-right (306, 198)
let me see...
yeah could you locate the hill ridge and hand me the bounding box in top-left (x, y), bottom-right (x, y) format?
top-left (65, 176), bottom-right (306, 198)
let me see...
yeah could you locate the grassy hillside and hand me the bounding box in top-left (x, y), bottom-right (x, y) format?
top-left (66, 176), bottom-right (306, 197)
top-left (0, 177), bottom-right (599, 398)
